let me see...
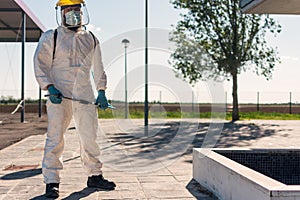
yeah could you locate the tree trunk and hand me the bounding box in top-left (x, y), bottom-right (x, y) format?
top-left (232, 71), bottom-right (239, 121)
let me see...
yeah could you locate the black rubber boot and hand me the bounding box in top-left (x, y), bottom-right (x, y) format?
top-left (45, 183), bottom-right (59, 198)
top-left (87, 175), bottom-right (116, 190)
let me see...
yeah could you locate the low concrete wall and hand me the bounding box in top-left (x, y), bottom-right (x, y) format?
top-left (193, 148), bottom-right (300, 200)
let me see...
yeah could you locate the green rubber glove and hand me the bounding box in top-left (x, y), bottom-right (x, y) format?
top-left (48, 85), bottom-right (63, 104)
top-left (95, 90), bottom-right (108, 110)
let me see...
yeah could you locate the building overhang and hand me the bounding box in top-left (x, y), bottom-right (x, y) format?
top-left (0, 0), bottom-right (46, 42)
top-left (240, 0), bottom-right (300, 14)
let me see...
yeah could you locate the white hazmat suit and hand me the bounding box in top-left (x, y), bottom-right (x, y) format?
top-left (34, 26), bottom-right (106, 184)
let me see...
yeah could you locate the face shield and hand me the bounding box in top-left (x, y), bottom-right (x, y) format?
top-left (55, 3), bottom-right (90, 28)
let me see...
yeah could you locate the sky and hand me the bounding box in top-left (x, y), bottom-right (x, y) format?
top-left (1, 0), bottom-right (300, 104)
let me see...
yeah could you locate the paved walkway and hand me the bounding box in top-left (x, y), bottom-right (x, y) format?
top-left (0, 119), bottom-right (300, 199)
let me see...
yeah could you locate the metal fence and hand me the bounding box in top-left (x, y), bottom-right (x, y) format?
top-left (1, 90), bottom-right (300, 114)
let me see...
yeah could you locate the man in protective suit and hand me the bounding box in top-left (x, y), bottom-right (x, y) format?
top-left (34, 0), bottom-right (115, 198)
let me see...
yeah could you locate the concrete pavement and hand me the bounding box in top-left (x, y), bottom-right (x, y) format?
top-left (1, 119), bottom-right (300, 199)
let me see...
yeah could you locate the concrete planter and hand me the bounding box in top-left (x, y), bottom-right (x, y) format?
top-left (193, 148), bottom-right (300, 200)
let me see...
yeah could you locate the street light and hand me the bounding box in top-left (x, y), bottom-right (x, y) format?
top-left (145, 0), bottom-right (148, 127)
top-left (122, 38), bottom-right (130, 119)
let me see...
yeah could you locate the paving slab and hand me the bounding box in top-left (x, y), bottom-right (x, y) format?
top-left (1, 119), bottom-right (299, 199)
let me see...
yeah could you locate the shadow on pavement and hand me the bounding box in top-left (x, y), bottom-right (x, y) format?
top-left (30, 194), bottom-right (51, 200)
top-left (195, 121), bottom-right (282, 147)
top-left (0, 156), bottom-right (81, 181)
top-left (99, 120), bottom-right (283, 173)
top-left (29, 188), bottom-right (99, 200)
top-left (0, 168), bottom-right (42, 180)
top-left (186, 179), bottom-right (218, 200)
top-left (104, 120), bottom-right (280, 159)
top-left (61, 187), bottom-right (99, 200)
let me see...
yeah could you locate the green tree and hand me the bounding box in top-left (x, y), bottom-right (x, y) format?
top-left (170, 0), bottom-right (281, 121)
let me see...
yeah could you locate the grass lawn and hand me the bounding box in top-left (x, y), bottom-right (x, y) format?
top-left (98, 110), bottom-right (300, 120)
top-left (237, 112), bottom-right (300, 120)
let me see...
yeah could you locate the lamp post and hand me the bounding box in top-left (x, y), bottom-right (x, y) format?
top-left (122, 38), bottom-right (130, 119)
top-left (145, 0), bottom-right (149, 127)
top-left (21, 11), bottom-right (26, 123)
